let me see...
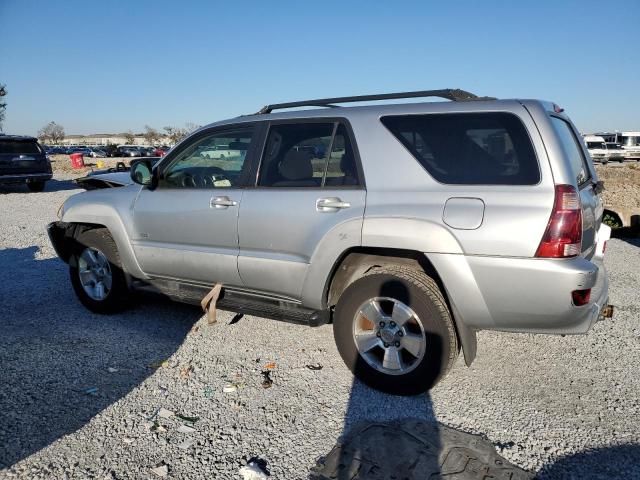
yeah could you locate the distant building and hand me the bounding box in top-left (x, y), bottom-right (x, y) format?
top-left (59, 133), bottom-right (169, 146)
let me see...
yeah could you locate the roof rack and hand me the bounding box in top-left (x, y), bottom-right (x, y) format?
top-left (256, 88), bottom-right (495, 114)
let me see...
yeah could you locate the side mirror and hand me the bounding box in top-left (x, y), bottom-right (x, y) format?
top-left (130, 159), bottom-right (154, 187)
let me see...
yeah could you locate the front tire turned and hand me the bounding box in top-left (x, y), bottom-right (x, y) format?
top-left (70, 228), bottom-right (131, 314)
top-left (333, 266), bottom-right (459, 395)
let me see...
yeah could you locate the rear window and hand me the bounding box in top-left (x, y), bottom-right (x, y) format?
top-left (549, 117), bottom-right (590, 186)
top-left (0, 139), bottom-right (42, 155)
top-left (381, 112), bottom-right (539, 185)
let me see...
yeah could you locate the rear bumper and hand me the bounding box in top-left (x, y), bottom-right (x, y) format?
top-left (0, 172), bottom-right (53, 184)
top-left (428, 227), bottom-right (611, 335)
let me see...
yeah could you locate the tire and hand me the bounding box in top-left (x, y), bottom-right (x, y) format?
top-left (69, 228), bottom-right (131, 314)
top-left (333, 266), bottom-right (458, 395)
top-left (27, 181), bottom-right (46, 192)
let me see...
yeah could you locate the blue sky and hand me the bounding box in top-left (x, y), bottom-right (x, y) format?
top-left (1, 0), bottom-right (638, 136)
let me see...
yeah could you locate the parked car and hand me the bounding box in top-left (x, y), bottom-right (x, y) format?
top-left (154, 146), bottom-right (170, 157)
top-left (74, 158), bottom-right (161, 190)
top-left (87, 148), bottom-right (107, 158)
top-left (619, 131), bottom-right (640, 161)
top-left (604, 142), bottom-right (624, 163)
top-left (48, 89), bottom-right (612, 395)
top-left (0, 135), bottom-right (52, 192)
top-left (70, 147), bottom-right (92, 156)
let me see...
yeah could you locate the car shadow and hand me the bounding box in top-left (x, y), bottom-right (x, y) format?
top-left (0, 178), bottom-right (79, 194)
top-left (310, 279), bottom-right (443, 479)
top-left (537, 444), bottom-right (640, 479)
top-left (0, 246), bottom-right (198, 469)
top-left (610, 228), bottom-right (640, 248)
top-left (44, 178), bottom-right (82, 192)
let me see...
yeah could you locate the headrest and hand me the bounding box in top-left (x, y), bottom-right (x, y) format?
top-left (278, 150), bottom-right (313, 180)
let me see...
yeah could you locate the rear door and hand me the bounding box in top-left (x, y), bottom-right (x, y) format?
top-left (0, 138), bottom-right (48, 175)
top-left (238, 120), bottom-right (365, 300)
top-left (549, 116), bottom-right (600, 256)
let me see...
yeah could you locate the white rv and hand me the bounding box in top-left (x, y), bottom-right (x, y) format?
top-left (584, 135), bottom-right (610, 164)
top-left (619, 131), bottom-right (640, 161)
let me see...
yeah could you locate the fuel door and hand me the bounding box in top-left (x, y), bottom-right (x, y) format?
top-left (443, 197), bottom-right (485, 230)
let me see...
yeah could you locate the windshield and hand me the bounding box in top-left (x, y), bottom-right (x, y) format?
top-left (586, 142), bottom-right (606, 150)
top-left (621, 135), bottom-right (640, 147)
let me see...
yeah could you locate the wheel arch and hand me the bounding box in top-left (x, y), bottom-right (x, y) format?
top-left (325, 247), bottom-right (477, 366)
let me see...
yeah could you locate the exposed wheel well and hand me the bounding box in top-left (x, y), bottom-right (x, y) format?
top-left (54, 222), bottom-right (109, 265)
top-left (325, 247), bottom-right (477, 366)
top-left (326, 248), bottom-right (446, 309)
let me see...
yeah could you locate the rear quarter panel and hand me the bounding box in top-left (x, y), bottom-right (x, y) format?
top-left (352, 101), bottom-right (556, 258)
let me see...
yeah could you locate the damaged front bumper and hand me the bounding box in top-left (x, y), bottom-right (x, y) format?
top-left (47, 221), bottom-right (74, 263)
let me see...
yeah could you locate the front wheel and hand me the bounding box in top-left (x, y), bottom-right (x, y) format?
top-left (70, 228), bottom-right (131, 313)
top-left (333, 266), bottom-right (459, 395)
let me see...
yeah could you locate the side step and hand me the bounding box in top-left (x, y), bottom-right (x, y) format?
top-left (138, 278), bottom-right (331, 327)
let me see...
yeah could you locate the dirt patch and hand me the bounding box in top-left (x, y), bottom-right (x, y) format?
top-left (595, 164), bottom-right (640, 210)
top-left (50, 155), bottom-right (133, 175)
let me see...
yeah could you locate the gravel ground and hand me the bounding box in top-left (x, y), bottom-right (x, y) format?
top-left (0, 176), bottom-right (639, 479)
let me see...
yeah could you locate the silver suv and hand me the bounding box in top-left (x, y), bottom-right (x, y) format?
top-left (48, 89), bottom-right (612, 395)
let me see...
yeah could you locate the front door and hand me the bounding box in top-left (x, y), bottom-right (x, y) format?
top-left (131, 125), bottom-right (258, 285)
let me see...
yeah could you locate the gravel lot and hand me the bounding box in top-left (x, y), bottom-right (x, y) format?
top-left (1, 176), bottom-right (639, 479)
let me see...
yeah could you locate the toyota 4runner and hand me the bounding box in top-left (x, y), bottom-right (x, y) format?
top-left (48, 89), bottom-right (612, 395)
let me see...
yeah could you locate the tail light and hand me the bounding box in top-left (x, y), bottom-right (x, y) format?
top-left (572, 289), bottom-right (591, 306)
top-left (536, 184), bottom-right (582, 258)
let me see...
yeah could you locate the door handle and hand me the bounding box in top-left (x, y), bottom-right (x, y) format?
top-left (316, 197), bottom-right (351, 212)
top-left (210, 196), bottom-right (237, 209)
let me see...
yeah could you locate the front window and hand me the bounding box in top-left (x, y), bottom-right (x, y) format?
top-left (621, 136), bottom-right (640, 147)
top-left (159, 128), bottom-right (253, 189)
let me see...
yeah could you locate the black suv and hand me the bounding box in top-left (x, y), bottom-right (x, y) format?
top-left (0, 135), bottom-right (53, 192)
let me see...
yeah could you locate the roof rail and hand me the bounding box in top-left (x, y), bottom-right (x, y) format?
top-left (256, 89), bottom-right (495, 114)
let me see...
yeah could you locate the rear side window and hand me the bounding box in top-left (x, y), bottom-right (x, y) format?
top-left (0, 140), bottom-right (42, 155)
top-left (550, 117), bottom-right (590, 186)
top-left (381, 112), bottom-right (539, 185)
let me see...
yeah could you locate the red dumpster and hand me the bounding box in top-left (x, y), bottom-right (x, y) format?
top-left (70, 153), bottom-right (85, 169)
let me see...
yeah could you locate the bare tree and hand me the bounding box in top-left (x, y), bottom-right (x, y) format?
top-left (37, 121), bottom-right (65, 144)
top-left (163, 122), bottom-right (201, 145)
top-left (0, 84), bottom-right (7, 132)
top-left (163, 125), bottom-right (186, 144)
top-left (143, 125), bottom-right (160, 146)
top-left (185, 122), bottom-right (201, 134)
top-left (123, 130), bottom-right (135, 145)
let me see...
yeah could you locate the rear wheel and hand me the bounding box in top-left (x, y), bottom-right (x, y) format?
top-left (27, 181), bottom-right (46, 192)
top-left (70, 228), bottom-right (130, 313)
top-left (333, 266), bottom-right (458, 395)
